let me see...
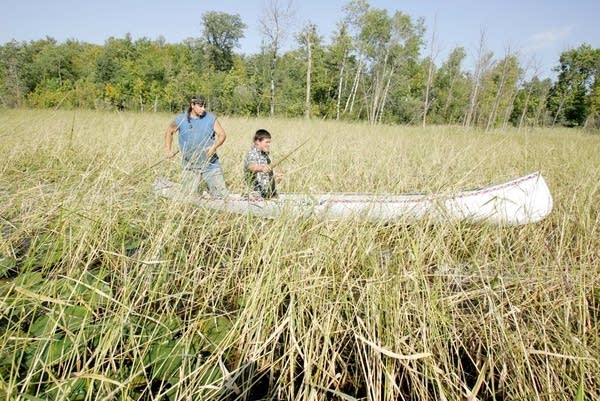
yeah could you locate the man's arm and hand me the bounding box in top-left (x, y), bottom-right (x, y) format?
top-left (206, 119), bottom-right (227, 157)
top-left (164, 121), bottom-right (178, 158)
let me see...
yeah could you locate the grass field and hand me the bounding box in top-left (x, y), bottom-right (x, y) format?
top-left (0, 109), bottom-right (599, 400)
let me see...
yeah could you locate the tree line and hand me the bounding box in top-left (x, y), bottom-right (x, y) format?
top-left (1, 0), bottom-right (599, 129)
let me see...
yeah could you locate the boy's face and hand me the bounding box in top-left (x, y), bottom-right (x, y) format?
top-left (255, 138), bottom-right (272, 152)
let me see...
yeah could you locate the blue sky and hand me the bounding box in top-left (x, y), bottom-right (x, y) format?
top-left (1, 0), bottom-right (598, 79)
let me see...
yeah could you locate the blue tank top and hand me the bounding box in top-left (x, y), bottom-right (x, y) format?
top-left (174, 112), bottom-right (220, 170)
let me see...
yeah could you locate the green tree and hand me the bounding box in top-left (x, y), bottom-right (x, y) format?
top-left (430, 47), bottom-right (470, 124)
top-left (0, 40), bottom-right (29, 106)
top-left (478, 53), bottom-right (521, 130)
top-left (244, 52), bottom-right (271, 116)
top-left (548, 44), bottom-right (600, 127)
top-left (327, 23), bottom-right (354, 120)
top-left (259, 0), bottom-right (296, 116)
top-left (93, 35), bottom-right (136, 108)
top-left (0, 38), bottom-right (65, 106)
top-left (589, 70), bottom-right (600, 128)
top-left (30, 39), bottom-right (78, 86)
top-left (382, 11), bottom-right (425, 124)
top-left (278, 51), bottom-right (306, 116)
top-left (128, 37), bottom-right (168, 110)
top-left (297, 22), bottom-right (322, 119)
top-left (511, 76), bottom-right (552, 128)
top-left (341, 0), bottom-right (424, 124)
top-left (201, 11), bottom-right (246, 72)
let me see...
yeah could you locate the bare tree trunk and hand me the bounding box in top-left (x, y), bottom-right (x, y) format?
top-left (377, 64), bottom-right (395, 124)
top-left (486, 53), bottom-right (511, 131)
top-left (502, 87), bottom-right (518, 128)
top-left (423, 18), bottom-right (438, 127)
top-left (535, 86), bottom-right (550, 126)
top-left (369, 50), bottom-right (389, 125)
top-left (464, 29), bottom-right (487, 127)
top-left (517, 59), bottom-right (540, 130)
top-left (552, 94), bottom-right (566, 126)
top-left (373, 47), bottom-right (396, 125)
top-left (269, 49), bottom-right (277, 116)
top-left (345, 58), bottom-right (363, 114)
top-left (369, 73), bottom-right (380, 124)
top-left (443, 74), bottom-right (457, 119)
top-left (422, 59), bottom-right (435, 127)
top-left (304, 32), bottom-right (313, 120)
top-left (259, 0), bottom-right (295, 117)
top-left (7, 62), bottom-right (23, 107)
top-left (335, 58), bottom-right (346, 120)
top-left (518, 85), bottom-right (533, 130)
top-left (464, 79), bottom-right (479, 127)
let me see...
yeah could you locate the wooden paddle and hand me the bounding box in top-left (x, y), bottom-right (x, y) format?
top-left (126, 150), bottom-right (179, 181)
top-left (271, 138), bottom-right (310, 169)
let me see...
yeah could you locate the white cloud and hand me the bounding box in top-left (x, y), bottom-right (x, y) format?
top-left (524, 26), bottom-right (573, 52)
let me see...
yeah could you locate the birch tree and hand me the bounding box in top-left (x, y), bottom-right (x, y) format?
top-left (512, 74), bottom-right (551, 128)
top-left (516, 57), bottom-right (542, 130)
top-left (298, 23), bottom-right (320, 119)
top-left (328, 23), bottom-right (353, 120)
top-left (375, 12), bottom-right (424, 124)
top-left (432, 47), bottom-right (469, 124)
top-left (259, 0), bottom-right (295, 116)
top-left (422, 17), bottom-right (439, 127)
top-left (342, 0), bottom-right (424, 124)
top-left (464, 29), bottom-right (493, 127)
top-left (341, 0), bottom-right (370, 116)
top-left (484, 50), bottom-right (520, 131)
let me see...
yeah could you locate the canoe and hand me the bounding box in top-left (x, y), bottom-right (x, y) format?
top-left (152, 172), bottom-right (553, 225)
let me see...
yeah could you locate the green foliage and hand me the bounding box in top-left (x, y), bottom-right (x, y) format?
top-left (478, 54), bottom-right (522, 129)
top-left (510, 76), bottom-right (552, 127)
top-left (548, 44), bottom-right (600, 127)
top-left (0, 5), bottom-right (598, 128)
top-left (19, 232), bottom-right (65, 272)
top-left (0, 256), bottom-right (16, 277)
top-left (429, 47), bottom-right (469, 124)
top-left (201, 11), bottom-right (247, 72)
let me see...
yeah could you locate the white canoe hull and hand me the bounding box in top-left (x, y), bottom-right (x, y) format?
top-left (153, 172), bottom-right (553, 225)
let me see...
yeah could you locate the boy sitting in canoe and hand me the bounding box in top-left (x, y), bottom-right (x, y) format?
top-left (244, 129), bottom-right (284, 199)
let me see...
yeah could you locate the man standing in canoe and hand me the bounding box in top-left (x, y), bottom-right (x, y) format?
top-left (244, 129), bottom-right (283, 199)
top-left (164, 95), bottom-right (229, 197)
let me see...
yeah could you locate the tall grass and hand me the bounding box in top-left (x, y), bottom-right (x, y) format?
top-left (0, 109), bottom-right (598, 400)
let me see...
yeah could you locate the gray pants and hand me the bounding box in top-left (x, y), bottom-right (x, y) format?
top-left (181, 167), bottom-right (228, 197)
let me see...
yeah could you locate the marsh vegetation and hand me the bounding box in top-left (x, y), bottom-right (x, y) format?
top-left (0, 109), bottom-right (598, 400)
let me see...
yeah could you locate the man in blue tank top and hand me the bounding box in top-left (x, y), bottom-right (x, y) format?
top-left (164, 95), bottom-right (229, 197)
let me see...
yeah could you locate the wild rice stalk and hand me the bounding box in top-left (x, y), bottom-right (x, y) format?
top-left (0, 109), bottom-right (598, 400)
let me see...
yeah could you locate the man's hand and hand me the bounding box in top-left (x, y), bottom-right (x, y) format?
top-left (166, 150), bottom-right (179, 159)
top-left (205, 145), bottom-right (217, 158)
